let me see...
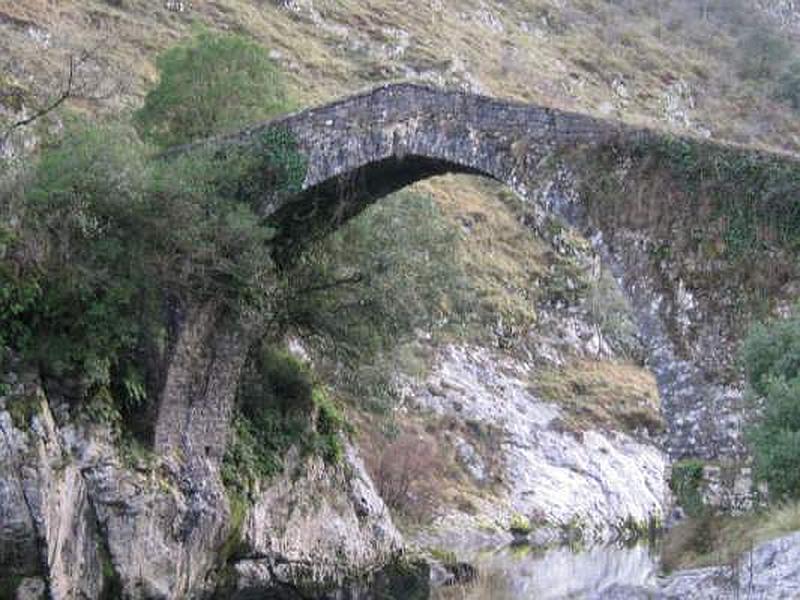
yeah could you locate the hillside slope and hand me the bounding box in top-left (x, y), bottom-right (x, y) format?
top-left (3, 0), bottom-right (800, 152)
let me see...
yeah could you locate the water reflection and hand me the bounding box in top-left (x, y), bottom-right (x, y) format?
top-left (433, 542), bottom-right (660, 600)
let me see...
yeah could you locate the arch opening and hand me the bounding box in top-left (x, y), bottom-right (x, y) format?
top-left (268, 154), bottom-right (490, 264)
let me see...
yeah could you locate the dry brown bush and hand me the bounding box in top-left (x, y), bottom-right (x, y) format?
top-left (369, 433), bottom-right (444, 523)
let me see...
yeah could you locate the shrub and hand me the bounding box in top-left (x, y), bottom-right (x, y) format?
top-left (222, 344), bottom-right (350, 496)
top-left (369, 433), bottom-right (442, 522)
top-left (277, 191), bottom-right (478, 416)
top-left (743, 311), bottom-right (800, 500)
top-left (748, 377), bottom-right (800, 500)
top-left (311, 387), bottom-right (348, 463)
top-left (742, 314), bottom-right (800, 397)
top-left (143, 130), bottom-right (304, 306)
top-left (282, 190), bottom-right (476, 381)
top-left (6, 121), bottom-right (294, 391)
top-left (135, 31), bottom-right (291, 147)
top-left (0, 31), bottom-right (303, 449)
top-left (670, 458), bottom-right (707, 518)
top-left (0, 260), bottom-right (40, 359)
top-left (15, 122), bottom-right (151, 390)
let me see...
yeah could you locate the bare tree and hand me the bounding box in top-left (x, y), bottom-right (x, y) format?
top-left (370, 433), bottom-right (442, 521)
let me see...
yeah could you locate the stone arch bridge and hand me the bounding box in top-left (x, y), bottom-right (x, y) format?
top-left (160, 83), bottom-right (799, 469)
top-left (235, 83), bottom-right (645, 248)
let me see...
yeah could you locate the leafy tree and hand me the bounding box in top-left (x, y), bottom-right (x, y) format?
top-left (1, 32), bottom-right (303, 430)
top-left (17, 121), bottom-right (151, 389)
top-left (742, 315), bottom-right (800, 397)
top-left (135, 32), bottom-right (291, 147)
top-left (283, 191), bottom-right (475, 361)
top-left (143, 144), bottom-right (279, 305)
top-left (743, 311), bottom-right (800, 500)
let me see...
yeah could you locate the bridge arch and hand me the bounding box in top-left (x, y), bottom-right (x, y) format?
top-left (226, 83), bottom-right (629, 256)
top-left (233, 84), bottom-right (745, 464)
top-left (163, 84), bottom-right (796, 465)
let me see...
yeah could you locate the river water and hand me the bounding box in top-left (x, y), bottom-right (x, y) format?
top-left (432, 542), bottom-right (661, 599)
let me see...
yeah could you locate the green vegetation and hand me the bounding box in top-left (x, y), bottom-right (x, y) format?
top-left (644, 137), bottom-right (800, 257)
top-left (285, 191), bottom-right (475, 359)
top-left (5, 392), bottom-right (41, 430)
top-left (663, 312), bottom-right (800, 572)
top-left (669, 459), bottom-right (706, 518)
top-left (0, 249), bottom-right (40, 357)
top-left (135, 31), bottom-right (291, 147)
top-left (282, 190), bottom-right (478, 412)
top-left (222, 345), bottom-right (350, 498)
top-left (0, 32), bottom-right (300, 447)
top-left (218, 493), bottom-right (249, 564)
top-left (12, 122), bottom-right (156, 398)
top-left (581, 136), bottom-right (800, 260)
top-left (742, 310), bottom-right (800, 501)
top-left (509, 514), bottom-right (533, 536)
top-left (662, 500), bottom-right (800, 573)
top-left (0, 575), bottom-right (24, 600)
top-left (661, 512), bottom-right (722, 573)
top-left (571, 134), bottom-right (800, 361)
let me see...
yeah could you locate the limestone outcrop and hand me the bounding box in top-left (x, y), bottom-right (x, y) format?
top-left (0, 373), bottom-right (400, 599)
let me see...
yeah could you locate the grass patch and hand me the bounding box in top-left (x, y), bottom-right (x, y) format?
top-left (532, 359), bottom-right (663, 435)
top-left (219, 492), bottom-right (249, 565)
top-left (416, 175), bottom-right (549, 348)
top-left (4, 0), bottom-right (800, 156)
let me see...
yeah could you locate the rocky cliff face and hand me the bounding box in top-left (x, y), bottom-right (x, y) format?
top-left (0, 382), bottom-right (104, 599)
top-left (0, 369), bottom-right (400, 599)
top-left (404, 344), bottom-right (666, 550)
top-left (228, 444), bottom-right (402, 598)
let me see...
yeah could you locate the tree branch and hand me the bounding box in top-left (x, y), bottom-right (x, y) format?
top-left (288, 272), bottom-right (365, 297)
top-left (1, 42), bottom-right (104, 146)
